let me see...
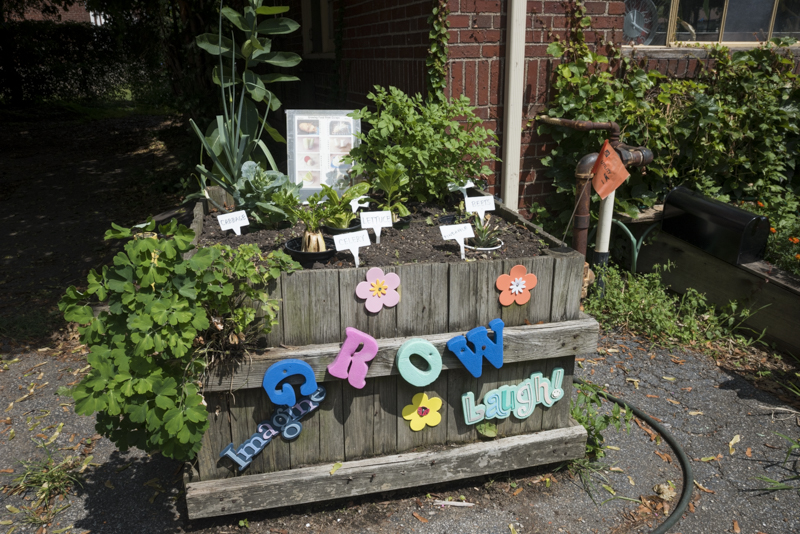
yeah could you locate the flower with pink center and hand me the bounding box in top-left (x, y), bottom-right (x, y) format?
top-left (355, 267), bottom-right (400, 313)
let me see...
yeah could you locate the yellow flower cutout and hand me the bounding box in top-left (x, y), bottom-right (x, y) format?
top-left (370, 279), bottom-right (388, 297)
top-left (402, 393), bottom-right (442, 431)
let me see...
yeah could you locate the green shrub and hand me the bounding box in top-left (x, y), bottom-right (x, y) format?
top-left (571, 381), bottom-right (632, 459)
top-left (584, 263), bottom-right (756, 346)
top-left (346, 85), bottom-right (499, 202)
top-left (58, 219), bottom-right (299, 460)
top-left (536, 1), bottom-right (800, 227)
top-left (750, 195), bottom-right (800, 277)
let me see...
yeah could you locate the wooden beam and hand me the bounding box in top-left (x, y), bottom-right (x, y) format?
top-left (185, 421), bottom-right (587, 519)
top-left (203, 317), bottom-right (599, 393)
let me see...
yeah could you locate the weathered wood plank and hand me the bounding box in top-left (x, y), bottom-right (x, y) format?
top-left (395, 263), bottom-right (449, 337)
top-left (343, 380), bottom-right (375, 461)
top-left (448, 262), bottom-right (478, 331)
top-left (282, 269), bottom-right (340, 346)
top-left (317, 380), bottom-right (344, 464)
top-left (445, 368), bottom-right (477, 444)
top-left (338, 267), bottom-right (370, 338)
top-left (227, 390), bottom-right (258, 476)
top-left (196, 392), bottom-right (234, 481)
top-left (372, 375), bottom-right (397, 456)
top-left (185, 421), bottom-right (587, 518)
top-left (546, 249), bottom-right (584, 322)
top-left (528, 255), bottom-right (555, 324)
top-left (261, 276), bottom-right (283, 349)
top-left (289, 400), bottom-right (321, 468)
top-left (204, 318), bottom-right (599, 392)
top-left (367, 265), bottom-right (398, 339)
top-left (541, 356), bottom-right (575, 431)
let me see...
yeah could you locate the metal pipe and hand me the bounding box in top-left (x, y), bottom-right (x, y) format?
top-left (536, 116), bottom-right (621, 147)
top-left (500, 0), bottom-right (527, 212)
top-left (573, 153), bottom-right (597, 256)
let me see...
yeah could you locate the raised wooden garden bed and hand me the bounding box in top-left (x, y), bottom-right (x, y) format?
top-left (183, 191), bottom-right (592, 518)
top-left (637, 231), bottom-right (800, 356)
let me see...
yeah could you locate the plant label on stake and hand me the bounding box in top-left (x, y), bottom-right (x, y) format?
top-left (464, 196), bottom-right (495, 222)
top-left (334, 230), bottom-right (371, 268)
top-left (448, 180), bottom-right (475, 201)
top-left (440, 224), bottom-right (474, 260)
top-left (217, 210), bottom-right (249, 235)
top-left (349, 195), bottom-right (370, 213)
top-left (360, 211), bottom-right (393, 244)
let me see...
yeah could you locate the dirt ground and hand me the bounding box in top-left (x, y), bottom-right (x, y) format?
top-left (1, 109), bottom-right (799, 534)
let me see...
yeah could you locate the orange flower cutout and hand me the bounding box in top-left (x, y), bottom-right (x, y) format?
top-left (496, 265), bottom-right (537, 306)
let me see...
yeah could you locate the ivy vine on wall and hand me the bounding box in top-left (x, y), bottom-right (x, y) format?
top-left (426, 0), bottom-right (450, 99)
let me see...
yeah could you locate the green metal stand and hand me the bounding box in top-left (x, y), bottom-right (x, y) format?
top-left (589, 220), bottom-right (660, 273)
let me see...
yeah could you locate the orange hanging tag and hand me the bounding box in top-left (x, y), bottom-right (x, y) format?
top-left (591, 140), bottom-right (629, 199)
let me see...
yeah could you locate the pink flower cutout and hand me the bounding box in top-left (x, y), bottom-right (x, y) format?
top-left (356, 267), bottom-right (400, 313)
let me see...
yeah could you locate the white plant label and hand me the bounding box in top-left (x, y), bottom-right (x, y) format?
top-left (217, 210), bottom-right (249, 236)
top-left (334, 230), bottom-right (371, 268)
top-left (360, 211), bottom-right (393, 244)
top-left (440, 224), bottom-right (475, 260)
top-left (349, 195), bottom-right (370, 213)
top-left (464, 195), bottom-right (495, 222)
top-left (448, 180), bottom-right (475, 200)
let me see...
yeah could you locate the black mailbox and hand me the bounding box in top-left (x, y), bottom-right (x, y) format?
top-left (661, 186), bottom-right (770, 265)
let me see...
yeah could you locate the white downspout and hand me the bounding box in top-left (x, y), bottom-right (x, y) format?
top-left (500, 0), bottom-right (526, 212)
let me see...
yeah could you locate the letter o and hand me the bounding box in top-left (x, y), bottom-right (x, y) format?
top-left (396, 338), bottom-right (442, 387)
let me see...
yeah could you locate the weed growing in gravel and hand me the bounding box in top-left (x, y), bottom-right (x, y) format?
top-left (2, 445), bottom-right (91, 525)
top-left (584, 263), bottom-right (759, 347)
top-left (754, 431), bottom-right (800, 494)
top-left (570, 380), bottom-right (633, 459)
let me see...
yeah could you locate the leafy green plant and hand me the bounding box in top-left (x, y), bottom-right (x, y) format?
top-left (584, 263), bottom-right (759, 347)
top-left (570, 380), bottom-right (632, 459)
top-left (750, 194), bottom-right (800, 277)
top-left (321, 182), bottom-right (371, 229)
top-left (286, 191), bottom-right (330, 252)
top-left (469, 214), bottom-right (502, 248)
top-left (58, 219), bottom-right (299, 460)
top-left (372, 161), bottom-right (411, 222)
top-left (189, 0), bottom-right (301, 212)
top-left (346, 85), bottom-right (499, 202)
top-left (235, 160), bottom-right (300, 228)
top-left (476, 421), bottom-right (497, 438)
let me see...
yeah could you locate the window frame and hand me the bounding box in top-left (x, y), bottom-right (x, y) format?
top-left (301, 0), bottom-right (335, 59)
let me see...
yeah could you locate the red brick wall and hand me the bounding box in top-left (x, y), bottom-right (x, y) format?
top-left (445, 0), bottom-right (626, 214)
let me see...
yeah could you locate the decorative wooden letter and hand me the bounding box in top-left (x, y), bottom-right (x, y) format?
top-left (461, 392), bottom-right (485, 425)
top-left (262, 359), bottom-right (318, 406)
top-left (446, 318), bottom-right (504, 378)
top-left (396, 338), bottom-right (443, 387)
top-left (327, 327), bottom-right (379, 389)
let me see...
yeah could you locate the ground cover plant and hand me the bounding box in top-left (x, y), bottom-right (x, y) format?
top-left (57, 218), bottom-right (299, 461)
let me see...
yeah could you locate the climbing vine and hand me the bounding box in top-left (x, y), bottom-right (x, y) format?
top-left (426, 0), bottom-right (450, 100)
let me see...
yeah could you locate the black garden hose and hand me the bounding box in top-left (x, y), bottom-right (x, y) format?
top-left (574, 378), bottom-right (694, 534)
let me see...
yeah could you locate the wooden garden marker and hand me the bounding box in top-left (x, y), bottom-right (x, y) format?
top-left (440, 224), bottom-right (474, 259)
top-left (360, 211), bottom-right (392, 243)
top-left (334, 230), bottom-right (371, 268)
top-left (217, 210), bottom-right (249, 235)
top-left (465, 195), bottom-right (495, 222)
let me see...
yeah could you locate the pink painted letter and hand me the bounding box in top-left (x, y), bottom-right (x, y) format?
top-left (327, 327), bottom-right (379, 389)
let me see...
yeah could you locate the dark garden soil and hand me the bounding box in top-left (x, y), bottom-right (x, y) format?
top-left (197, 202), bottom-right (545, 269)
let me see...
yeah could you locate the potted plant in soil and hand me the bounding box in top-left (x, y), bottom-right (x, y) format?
top-left (320, 182), bottom-right (371, 234)
top-left (466, 214), bottom-right (503, 251)
top-left (372, 161), bottom-right (410, 225)
top-left (282, 190), bottom-right (335, 259)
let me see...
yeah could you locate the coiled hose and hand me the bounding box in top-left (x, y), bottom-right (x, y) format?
top-left (574, 378), bottom-right (694, 534)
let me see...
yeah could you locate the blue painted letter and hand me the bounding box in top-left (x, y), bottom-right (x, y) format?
top-left (446, 318), bottom-right (504, 378)
top-left (262, 359), bottom-right (318, 406)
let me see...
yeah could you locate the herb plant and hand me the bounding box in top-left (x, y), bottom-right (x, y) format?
top-left (469, 214), bottom-right (502, 248)
top-left (372, 161), bottom-right (411, 222)
top-left (236, 160), bottom-right (300, 228)
top-left (58, 219), bottom-right (299, 461)
top-left (189, 0), bottom-right (301, 213)
top-left (346, 86), bottom-right (499, 202)
top-left (286, 191), bottom-right (330, 252)
top-left (321, 182), bottom-right (371, 229)
top-left (570, 380), bottom-right (633, 459)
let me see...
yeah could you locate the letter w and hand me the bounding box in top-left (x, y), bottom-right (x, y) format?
top-left (446, 318), bottom-right (504, 378)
